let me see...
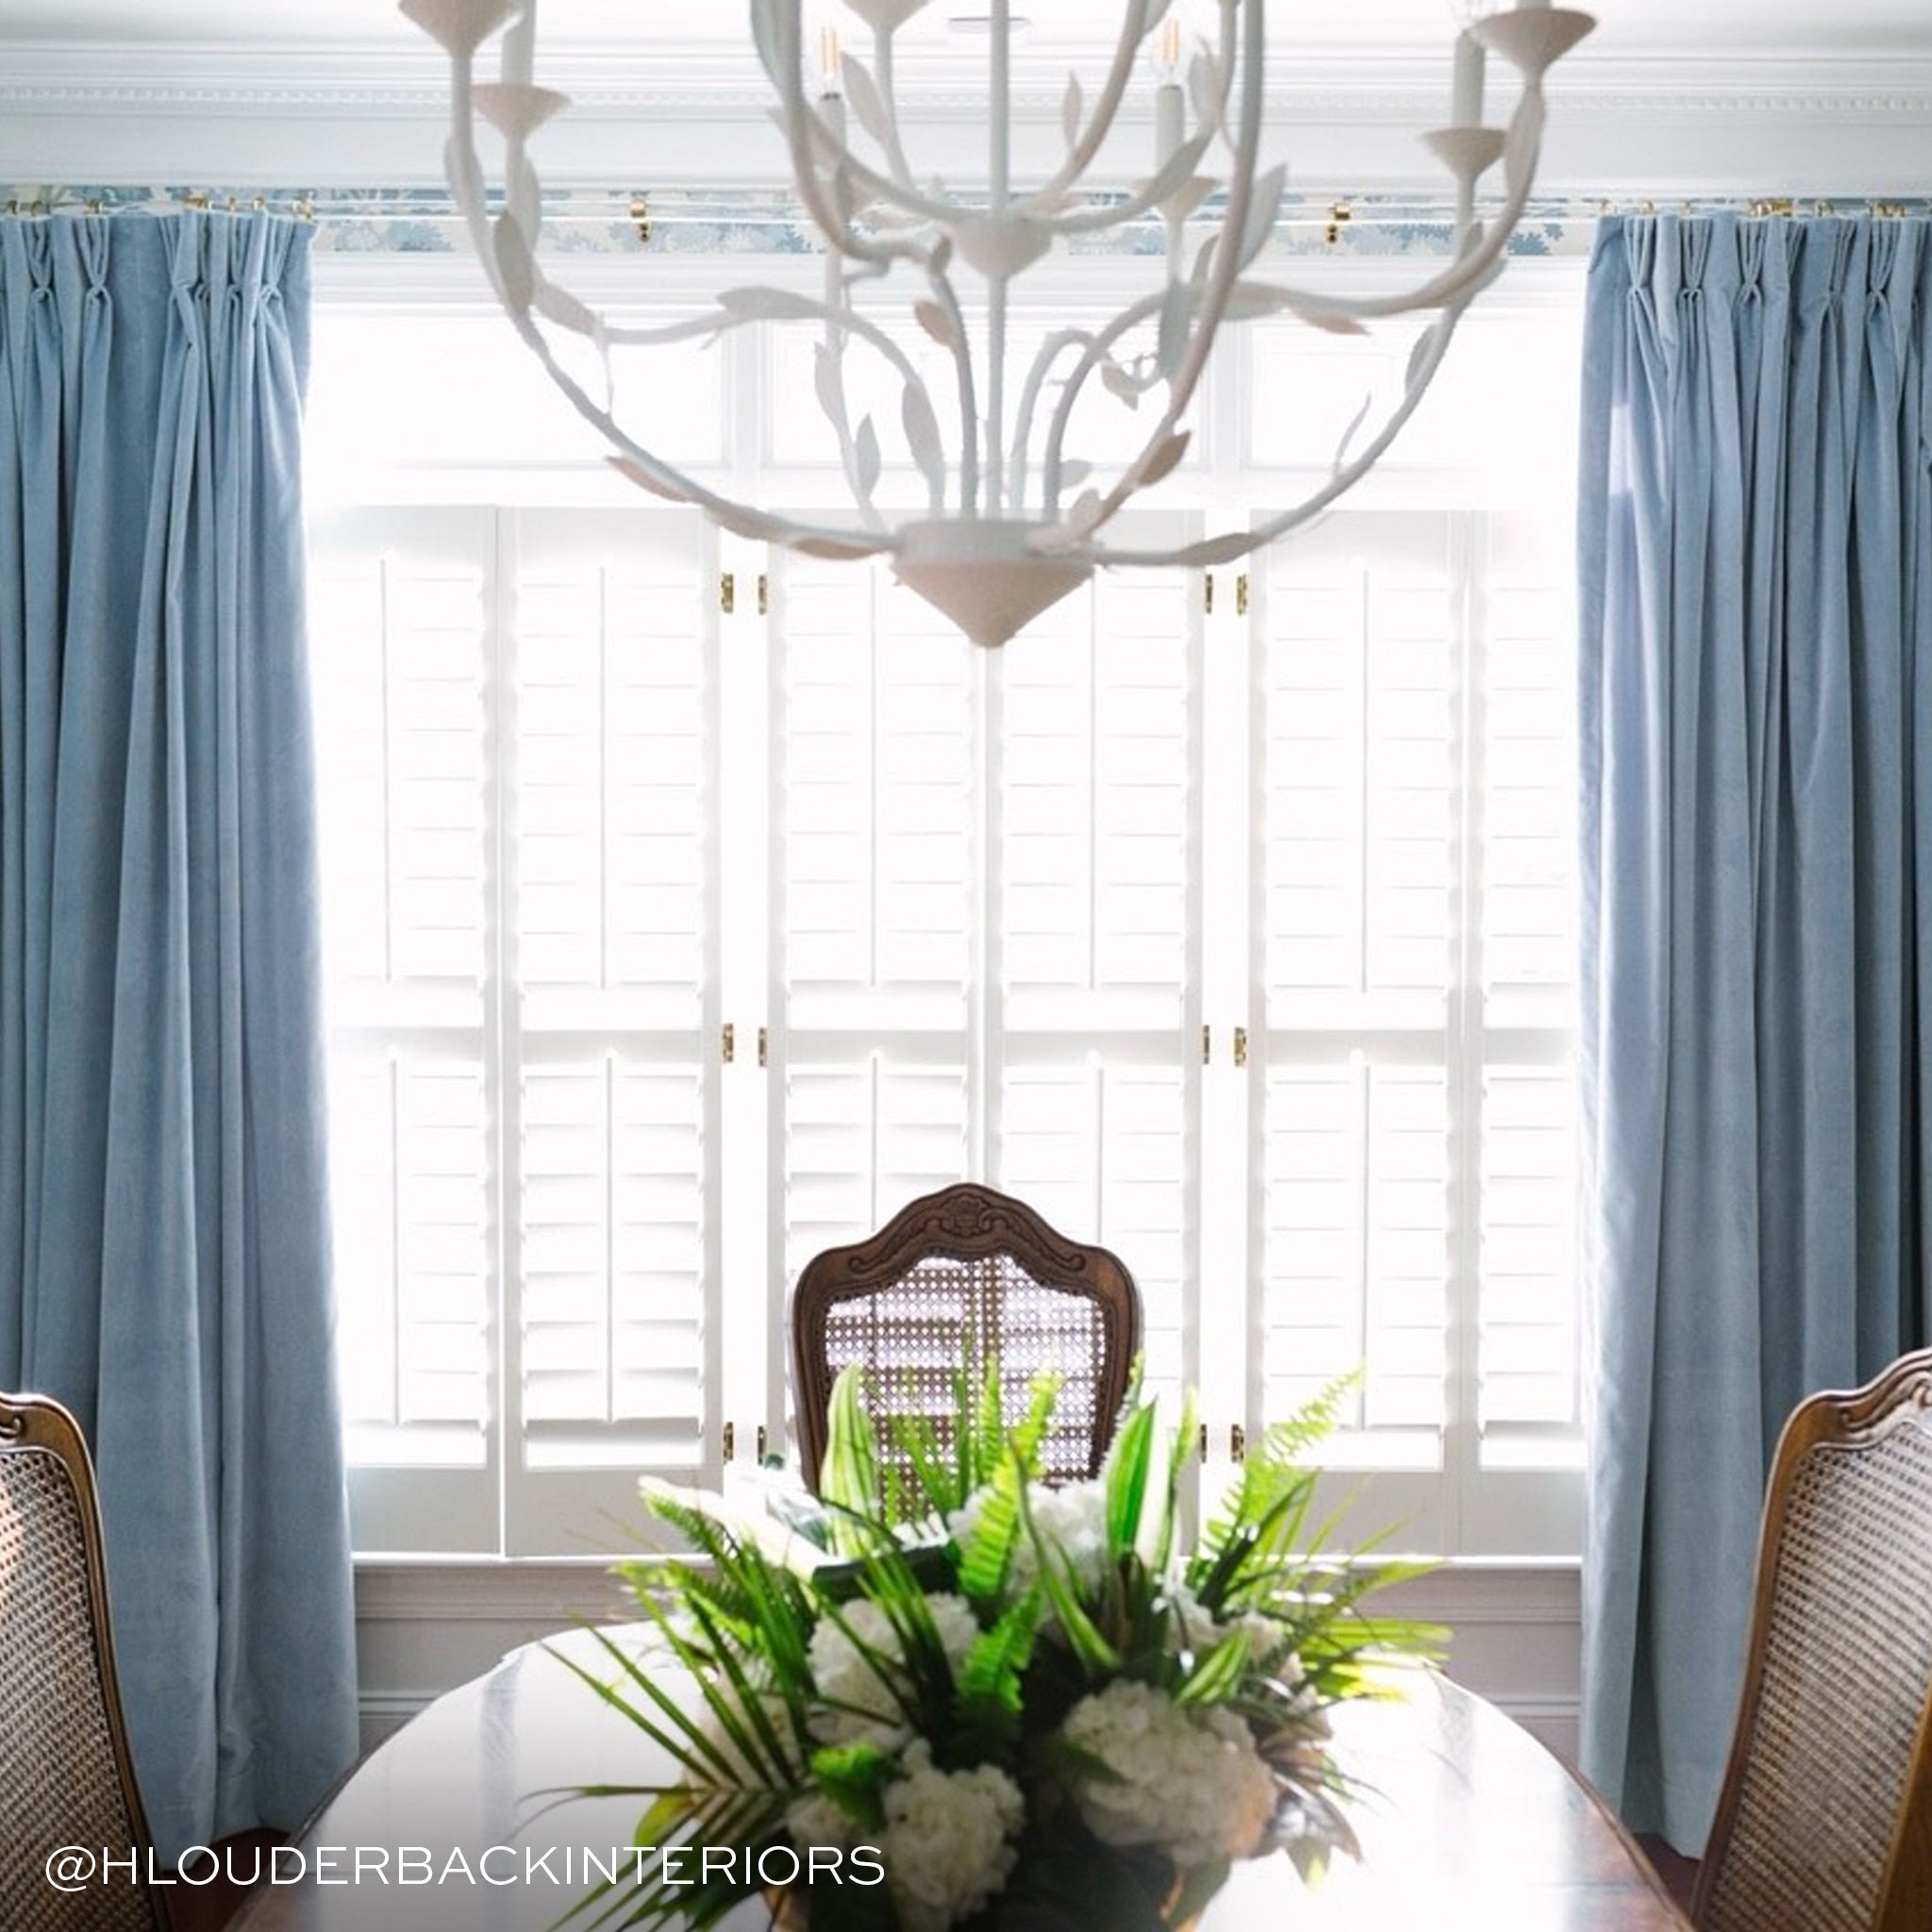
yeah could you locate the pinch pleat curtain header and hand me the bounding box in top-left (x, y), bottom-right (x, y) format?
top-left (1577, 212), bottom-right (1932, 1850)
top-left (0, 210), bottom-right (356, 1857)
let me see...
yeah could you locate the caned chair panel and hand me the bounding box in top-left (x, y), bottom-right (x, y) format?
top-left (791, 1184), bottom-right (1141, 1500)
top-left (1694, 1348), bottom-right (1932, 1932)
top-left (0, 1393), bottom-right (167, 1932)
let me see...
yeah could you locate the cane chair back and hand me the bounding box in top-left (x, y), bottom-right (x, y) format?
top-left (0, 1391), bottom-right (168, 1932)
top-left (1693, 1348), bottom-right (1932, 1932)
top-left (791, 1184), bottom-right (1141, 1498)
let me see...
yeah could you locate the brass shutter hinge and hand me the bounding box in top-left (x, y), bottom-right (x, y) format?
top-left (1230, 1423), bottom-right (1247, 1464)
top-left (722, 1022), bottom-right (736, 1064)
top-left (758, 1025), bottom-right (769, 1068)
top-left (757, 573), bottom-right (770, 617)
top-left (1236, 574), bottom-right (1250, 618)
top-left (1233, 1025), bottom-right (1249, 1069)
top-left (757, 1424), bottom-right (769, 1461)
top-left (1198, 1422), bottom-right (1208, 1459)
top-left (722, 1420), bottom-right (736, 1461)
top-left (1203, 572), bottom-right (1215, 616)
top-left (1201, 1024), bottom-right (1211, 1065)
top-left (720, 571), bottom-right (736, 616)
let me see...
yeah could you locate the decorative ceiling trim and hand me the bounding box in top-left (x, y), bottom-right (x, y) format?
top-left (4, 42), bottom-right (1932, 119)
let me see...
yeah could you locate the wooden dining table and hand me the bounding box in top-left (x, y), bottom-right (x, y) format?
top-left (232, 1630), bottom-right (1687, 1931)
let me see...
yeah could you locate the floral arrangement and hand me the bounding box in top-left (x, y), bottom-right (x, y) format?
top-left (558, 1365), bottom-right (1435, 1932)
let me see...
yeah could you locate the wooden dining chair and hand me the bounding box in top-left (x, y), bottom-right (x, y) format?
top-left (1691, 1346), bottom-right (1932, 1932)
top-left (790, 1183), bottom-right (1141, 1496)
top-left (0, 1391), bottom-right (170, 1932)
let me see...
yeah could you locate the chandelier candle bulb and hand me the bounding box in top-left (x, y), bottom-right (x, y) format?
top-left (500, 0), bottom-right (533, 88)
top-left (403, 0), bottom-right (1595, 646)
top-left (1156, 80), bottom-right (1185, 170)
top-left (1154, 11), bottom-right (1185, 166)
top-left (1451, 31), bottom-right (1485, 129)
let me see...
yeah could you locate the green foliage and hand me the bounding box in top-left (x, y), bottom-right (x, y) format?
top-left (559, 1345), bottom-right (1435, 1930)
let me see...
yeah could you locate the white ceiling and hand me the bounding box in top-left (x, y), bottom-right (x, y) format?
top-left (1, 0), bottom-right (1928, 56)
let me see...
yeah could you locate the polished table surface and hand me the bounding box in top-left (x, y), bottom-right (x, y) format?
top-left (235, 1631), bottom-right (1688, 1932)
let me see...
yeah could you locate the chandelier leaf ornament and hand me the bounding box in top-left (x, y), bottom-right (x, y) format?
top-left (401, 0), bottom-right (1596, 646)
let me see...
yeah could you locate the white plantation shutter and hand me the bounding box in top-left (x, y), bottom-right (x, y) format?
top-left (1476, 519), bottom-right (1580, 1448)
top-left (307, 286), bottom-right (1586, 1561)
top-left (310, 505), bottom-right (717, 1555)
top-left (774, 555), bottom-right (977, 1285)
top-left (1250, 508), bottom-right (1580, 1531)
top-left (503, 510), bottom-right (718, 1549)
top-left (310, 507), bottom-right (498, 1551)
top-left (1257, 512), bottom-right (1457, 1460)
top-left (769, 543), bottom-right (1199, 1403)
top-left (994, 560), bottom-right (1199, 1397)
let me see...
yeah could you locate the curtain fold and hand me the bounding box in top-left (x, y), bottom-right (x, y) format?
top-left (0, 209), bottom-right (357, 1859)
top-left (1578, 212), bottom-right (1932, 1852)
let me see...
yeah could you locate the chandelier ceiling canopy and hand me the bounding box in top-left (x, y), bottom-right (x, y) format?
top-left (401, 0), bottom-right (1595, 645)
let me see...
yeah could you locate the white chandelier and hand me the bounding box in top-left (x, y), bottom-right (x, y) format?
top-left (401, 0), bottom-right (1595, 646)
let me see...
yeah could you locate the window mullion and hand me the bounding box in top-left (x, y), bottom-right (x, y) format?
top-left (487, 506), bottom-right (515, 1557)
top-left (1446, 511), bottom-right (1486, 1544)
top-left (716, 527), bottom-right (769, 1477)
top-left (1199, 541), bottom-right (1250, 1466)
top-left (976, 614), bottom-right (1000, 1185)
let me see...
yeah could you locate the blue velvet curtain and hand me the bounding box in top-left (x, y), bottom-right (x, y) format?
top-left (1578, 212), bottom-right (1932, 1851)
top-left (0, 211), bottom-right (357, 1858)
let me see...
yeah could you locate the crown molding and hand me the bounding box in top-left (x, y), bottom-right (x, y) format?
top-left (5, 41), bottom-right (1932, 118)
top-left (4, 41), bottom-right (1928, 200)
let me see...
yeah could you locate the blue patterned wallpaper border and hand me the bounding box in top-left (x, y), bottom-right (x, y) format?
top-left (7, 185), bottom-right (1930, 260)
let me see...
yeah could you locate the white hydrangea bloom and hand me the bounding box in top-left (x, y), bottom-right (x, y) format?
top-left (1059, 1679), bottom-right (1279, 1869)
top-left (785, 1790), bottom-right (858, 1854)
top-left (950, 1476), bottom-right (1111, 1598)
top-left (878, 1741), bottom-right (1025, 1932)
top-left (808, 1593), bottom-right (980, 1749)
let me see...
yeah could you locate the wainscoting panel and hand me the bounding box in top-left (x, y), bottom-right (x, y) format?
top-left (354, 1561), bottom-right (1583, 1763)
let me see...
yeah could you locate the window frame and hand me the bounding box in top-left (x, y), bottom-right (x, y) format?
top-left (306, 251), bottom-right (1591, 1562)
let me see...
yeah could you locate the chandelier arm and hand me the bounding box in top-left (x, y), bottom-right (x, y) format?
top-left (1076, 0), bottom-right (1268, 541)
top-left (871, 29), bottom-right (920, 193)
top-left (983, 0), bottom-right (1021, 518)
top-left (1038, 152), bottom-right (1215, 240)
top-left (1041, 291), bottom-right (1166, 516)
top-left (1020, 0), bottom-right (1155, 213)
top-left (774, 8), bottom-right (944, 266)
top-left (924, 269), bottom-right (981, 514)
top-left (799, 130), bottom-right (971, 231)
top-left (1008, 327), bottom-right (1096, 513)
top-left (817, 258), bottom-right (890, 529)
top-left (1087, 304), bottom-right (1468, 571)
top-left (1222, 90), bottom-right (1548, 326)
top-left (496, 280), bottom-right (897, 555)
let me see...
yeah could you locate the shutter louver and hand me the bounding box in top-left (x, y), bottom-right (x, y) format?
top-left (782, 565), bottom-right (974, 1032)
top-left (777, 557), bottom-right (975, 1282)
top-left (999, 1064), bottom-right (1189, 1395)
top-left (1476, 528), bottom-right (1580, 1438)
top-left (310, 510), bottom-right (494, 1474)
top-left (1264, 516), bottom-right (1454, 1026)
top-left (508, 512), bottom-right (715, 1480)
top-left (1259, 516), bottom-right (1455, 1457)
top-left (995, 560), bottom-right (1198, 1399)
top-left (1001, 572), bottom-right (1192, 1028)
top-left (1262, 1064), bottom-right (1449, 1449)
top-left (1479, 1067), bottom-right (1578, 1431)
top-left (782, 1062), bottom-right (972, 1283)
top-left (519, 1059), bottom-right (708, 1466)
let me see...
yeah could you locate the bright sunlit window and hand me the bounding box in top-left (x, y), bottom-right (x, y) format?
top-left (305, 257), bottom-right (1585, 1559)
